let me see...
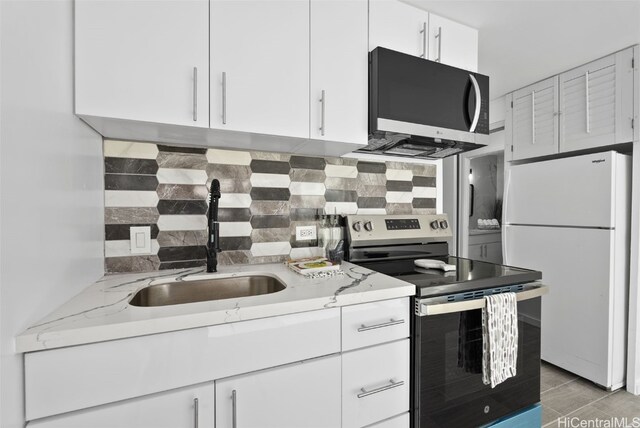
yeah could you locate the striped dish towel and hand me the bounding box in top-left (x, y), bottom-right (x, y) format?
top-left (482, 292), bottom-right (518, 388)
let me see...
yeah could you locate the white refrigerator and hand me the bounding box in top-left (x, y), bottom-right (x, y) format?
top-left (504, 151), bottom-right (630, 390)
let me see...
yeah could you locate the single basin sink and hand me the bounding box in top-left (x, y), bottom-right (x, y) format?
top-left (129, 275), bottom-right (286, 307)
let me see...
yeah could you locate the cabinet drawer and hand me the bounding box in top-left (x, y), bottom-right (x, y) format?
top-left (25, 308), bottom-right (340, 420)
top-left (366, 412), bottom-right (410, 428)
top-left (341, 298), bottom-right (409, 351)
top-left (342, 340), bottom-right (410, 428)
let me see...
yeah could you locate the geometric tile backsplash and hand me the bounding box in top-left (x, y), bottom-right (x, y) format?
top-left (104, 139), bottom-right (437, 273)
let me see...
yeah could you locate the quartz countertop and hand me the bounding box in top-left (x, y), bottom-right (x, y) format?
top-left (469, 228), bottom-right (502, 236)
top-left (16, 262), bottom-right (414, 353)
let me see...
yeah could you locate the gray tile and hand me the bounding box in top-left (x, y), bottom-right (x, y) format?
top-left (385, 161), bottom-right (415, 170)
top-left (356, 183), bottom-right (387, 197)
top-left (219, 237), bottom-right (252, 251)
top-left (251, 215), bottom-right (290, 229)
top-left (289, 156), bottom-right (326, 170)
top-left (325, 157), bottom-right (357, 166)
top-left (156, 152), bottom-right (208, 170)
top-left (290, 169), bottom-right (326, 183)
top-left (592, 390), bottom-right (640, 419)
top-left (411, 164), bottom-right (437, 176)
top-left (541, 362), bottom-right (578, 393)
top-left (386, 180), bottom-right (413, 192)
top-left (542, 405), bottom-right (562, 427)
top-left (105, 157), bottom-right (158, 175)
top-left (159, 260), bottom-right (206, 270)
top-left (324, 189), bottom-right (358, 203)
top-left (412, 208), bottom-right (437, 215)
top-left (217, 250), bottom-right (251, 265)
top-left (156, 184), bottom-right (209, 200)
top-left (413, 176), bottom-right (437, 187)
top-left (357, 161), bottom-right (386, 173)
top-left (542, 379), bottom-right (610, 415)
top-left (105, 174), bottom-right (158, 191)
top-left (290, 196), bottom-right (324, 209)
top-left (218, 178), bottom-right (251, 194)
top-left (324, 177), bottom-right (359, 191)
top-left (250, 159), bottom-right (291, 174)
top-left (157, 230), bottom-right (207, 247)
top-left (290, 208), bottom-right (321, 221)
top-left (250, 187), bottom-right (291, 201)
top-left (250, 151), bottom-right (291, 162)
top-left (218, 208), bottom-right (252, 222)
top-left (250, 201), bottom-right (291, 215)
top-left (357, 197), bottom-right (386, 209)
top-left (105, 207), bottom-right (160, 224)
top-left (251, 228), bottom-right (291, 243)
top-left (158, 144), bottom-right (206, 154)
top-left (105, 255), bottom-right (160, 273)
top-left (157, 200), bottom-right (208, 215)
top-left (385, 203), bottom-right (413, 214)
top-left (207, 164), bottom-right (252, 180)
top-left (413, 198), bottom-right (437, 209)
top-left (357, 172), bottom-right (387, 186)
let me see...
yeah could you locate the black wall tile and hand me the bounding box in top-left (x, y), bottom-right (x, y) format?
top-left (105, 174), bottom-right (158, 191)
top-left (219, 237), bottom-right (252, 251)
top-left (158, 245), bottom-right (208, 262)
top-left (157, 200), bottom-right (208, 215)
top-left (250, 160), bottom-right (291, 174)
top-left (159, 260), bottom-right (206, 270)
top-left (105, 158), bottom-right (158, 175)
top-left (158, 145), bottom-right (207, 154)
top-left (250, 187), bottom-right (291, 201)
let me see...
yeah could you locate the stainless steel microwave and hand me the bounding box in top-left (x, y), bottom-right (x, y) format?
top-left (359, 47), bottom-right (490, 159)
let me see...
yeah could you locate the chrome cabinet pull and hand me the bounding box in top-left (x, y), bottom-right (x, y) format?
top-left (419, 22), bottom-right (427, 58)
top-left (222, 72), bottom-right (227, 125)
top-left (531, 91), bottom-right (536, 144)
top-left (357, 379), bottom-right (405, 398)
top-left (357, 318), bottom-right (404, 332)
top-left (192, 67), bottom-right (198, 122)
top-left (193, 398), bottom-right (199, 428)
top-left (435, 26), bottom-right (442, 62)
top-left (231, 389), bottom-right (237, 428)
top-left (585, 71), bottom-right (590, 133)
top-left (319, 90), bottom-right (325, 136)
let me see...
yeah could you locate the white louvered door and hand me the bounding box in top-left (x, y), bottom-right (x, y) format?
top-left (511, 76), bottom-right (559, 161)
top-left (559, 48), bottom-right (634, 153)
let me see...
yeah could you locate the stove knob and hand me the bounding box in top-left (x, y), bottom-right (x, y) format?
top-left (364, 221), bottom-right (374, 232)
top-left (352, 221), bottom-right (362, 232)
top-left (430, 220), bottom-right (440, 230)
top-left (439, 220), bottom-right (449, 229)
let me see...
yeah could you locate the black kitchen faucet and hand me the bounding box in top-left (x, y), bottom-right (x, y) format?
top-left (207, 179), bottom-right (221, 273)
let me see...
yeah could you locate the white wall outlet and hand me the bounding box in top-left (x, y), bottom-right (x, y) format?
top-left (130, 226), bottom-right (151, 254)
top-left (295, 225), bottom-right (317, 241)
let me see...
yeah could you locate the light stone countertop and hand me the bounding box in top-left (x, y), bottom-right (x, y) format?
top-left (16, 262), bottom-right (415, 353)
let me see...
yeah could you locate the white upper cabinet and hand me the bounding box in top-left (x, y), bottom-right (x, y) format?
top-left (510, 76), bottom-right (559, 161)
top-left (559, 49), bottom-right (635, 153)
top-left (75, 0), bottom-right (209, 127)
top-left (210, 0), bottom-right (310, 139)
top-left (427, 14), bottom-right (478, 72)
top-left (368, 0), bottom-right (430, 58)
top-left (310, 0), bottom-right (368, 146)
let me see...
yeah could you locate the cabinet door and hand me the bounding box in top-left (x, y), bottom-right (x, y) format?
top-left (511, 76), bottom-right (559, 161)
top-left (484, 242), bottom-right (503, 264)
top-left (28, 383), bottom-right (214, 428)
top-left (75, 0), bottom-right (209, 127)
top-left (215, 355), bottom-right (341, 428)
top-left (210, 0), bottom-right (309, 138)
top-left (428, 14), bottom-right (478, 72)
top-left (559, 48), bottom-right (634, 153)
top-left (468, 243), bottom-right (484, 260)
top-left (310, 0), bottom-right (368, 146)
top-left (369, 0), bottom-right (430, 58)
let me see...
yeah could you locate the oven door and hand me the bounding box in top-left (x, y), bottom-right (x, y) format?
top-left (412, 287), bottom-right (545, 428)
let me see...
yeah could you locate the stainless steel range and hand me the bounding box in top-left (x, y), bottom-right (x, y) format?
top-left (345, 214), bottom-right (546, 428)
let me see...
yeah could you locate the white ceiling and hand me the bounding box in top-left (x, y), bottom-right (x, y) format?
top-left (404, 0), bottom-right (640, 100)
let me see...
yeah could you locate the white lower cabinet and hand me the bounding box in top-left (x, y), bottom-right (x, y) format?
top-left (215, 355), bottom-right (341, 428)
top-left (28, 382), bottom-right (214, 428)
top-left (366, 413), bottom-right (410, 428)
top-left (342, 340), bottom-right (410, 428)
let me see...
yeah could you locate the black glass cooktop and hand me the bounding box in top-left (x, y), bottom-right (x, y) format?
top-left (356, 256), bottom-right (541, 298)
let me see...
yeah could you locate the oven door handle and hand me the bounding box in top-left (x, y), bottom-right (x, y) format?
top-left (417, 285), bottom-right (548, 316)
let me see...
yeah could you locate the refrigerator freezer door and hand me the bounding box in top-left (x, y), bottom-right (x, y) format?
top-left (504, 225), bottom-right (624, 389)
top-left (505, 151), bottom-right (621, 228)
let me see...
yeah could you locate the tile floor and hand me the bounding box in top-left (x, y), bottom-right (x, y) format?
top-left (542, 362), bottom-right (640, 427)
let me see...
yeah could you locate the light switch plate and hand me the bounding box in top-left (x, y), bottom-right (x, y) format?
top-left (295, 225), bottom-right (317, 241)
top-left (130, 226), bottom-right (151, 254)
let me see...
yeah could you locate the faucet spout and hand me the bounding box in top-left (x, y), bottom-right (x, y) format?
top-left (207, 179), bottom-right (222, 272)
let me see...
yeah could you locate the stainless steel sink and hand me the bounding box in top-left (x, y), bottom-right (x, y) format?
top-left (129, 275), bottom-right (286, 307)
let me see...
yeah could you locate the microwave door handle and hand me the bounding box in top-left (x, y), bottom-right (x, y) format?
top-left (468, 74), bottom-right (482, 132)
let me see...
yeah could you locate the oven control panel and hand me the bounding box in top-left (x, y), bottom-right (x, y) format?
top-left (346, 214), bottom-right (452, 244)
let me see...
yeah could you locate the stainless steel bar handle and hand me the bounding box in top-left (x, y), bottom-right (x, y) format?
top-left (193, 67), bottom-right (198, 122)
top-left (193, 398), bottom-right (199, 428)
top-left (357, 379), bottom-right (405, 398)
top-left (418, 285), bottom-right (549, 316)
top-left (419, 22), bottom-right (426, 58)
top-left (319, 90), bottom-right (325, 136)
top-left (231, 390), bottom-right (237, 428)
top-left (357, 318), bottom-right (404, 332)
top-left (468, 74), bottom-right (482, 132)
top-left (585, 71), bottom-right (590, 133)
top-left (531, 91), bottom-right (536, 144)
top-left (222, 72), bottom-right (227, 125)
top-left (435, 26), bottom-right (442, 62)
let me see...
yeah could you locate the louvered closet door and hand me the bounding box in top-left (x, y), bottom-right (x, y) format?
top-left (511, 76), bottom-right (559, 161)
top-left (559, 48), bottom-right (634, 153)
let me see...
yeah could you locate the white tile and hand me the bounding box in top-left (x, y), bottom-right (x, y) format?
top-left (289, 247), bottom-right (324, 260)
top-left (412, 186), bottom-right (437, 198)
top-left (105, 239), bottom-right (159, 257)
top-left (218, 193), bottom-right (252, 208)
top-left (157, 168), bottom-right (208, 185)
top-left (324, 202), bottom-right (358, 215)
top-left (105, 191), bottom-right (159, 208)
top-left (356, 208), bottom-right (387, 215)
top-left (385, 191), bottom-right (413, 203)
top-left (325, 164), bottom-right (358, 178)
top-left (385, 169), bottom-right (413, 181)
top-left (251, 242), bottom-right (292, 257)
top-left (289, 182), bottom-right (326, 196)
top-left (104, 140), bottom-right (158, 159)
top-left (250, 173), bottom-right (291, 188)
top-left (206, 148), bottom-right (251, 165)
top-left (157, 215), bottom-right (207, 231)
top-left (219, 222), bottom-right (252, 237)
